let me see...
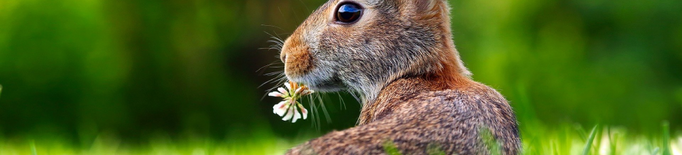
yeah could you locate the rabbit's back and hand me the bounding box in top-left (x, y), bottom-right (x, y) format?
top-left (287, 78), bottom-right (520, 155)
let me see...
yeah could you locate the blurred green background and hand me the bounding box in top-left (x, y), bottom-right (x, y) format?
top-left (0, 0), bottom-right (681, 153)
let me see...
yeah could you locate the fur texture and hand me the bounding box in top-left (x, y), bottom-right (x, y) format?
top-left (279, 0), bottom-right (520, 154)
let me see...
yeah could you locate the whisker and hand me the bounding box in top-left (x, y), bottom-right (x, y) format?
top-left (269, 36), bottom-right (285, 45)
top-left (258, 46), bottom-right (281, 51)
top-left (258, 73), bottom-right (285, 88)
top-left (271, 77), bottom-right (288, 90)
top-left (274, 32), bottom-right (291, 40)
top-left (256, 61), bottom-right (281, 73)
top-left (260, 24), bottom-right (285, 31)
top-left (316, 93), bottom-right (332, 123)
top-left (263, 32), bottom-right (285, 51)
top-left (269, 76), bottom-right (288, 90)
top-left (264, 71), bottom-right (284, 76)
top-left (337, 92), bottom-right (347, 110)
top-left (348, 90), bottom-right (362, 105)
top-left (298, 0), bottom-right (311, 13)
top-left (308, 95), bottom-right (321, 131)
top-left (264, 31), bottom-right (285, 43)
top-left (286, 6), bottom-right (304, 23)
top-left (271, 44), bottom-right (283, 49)
top-left (260, 76), bottom-right (288, 101)
top-left (267, 39), bottom-right (284, 47)
top-left (265, 45), bottom-right (282, 51)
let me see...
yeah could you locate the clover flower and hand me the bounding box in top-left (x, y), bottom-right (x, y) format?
top-left (269, 81), bottom-right (313, 123)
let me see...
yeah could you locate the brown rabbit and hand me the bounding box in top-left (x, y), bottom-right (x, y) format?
top-left (279, 0), bottom-right (520, 154)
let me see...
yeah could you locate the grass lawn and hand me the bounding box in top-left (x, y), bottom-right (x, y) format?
top-left (0, 122), bottom-right (679, 155)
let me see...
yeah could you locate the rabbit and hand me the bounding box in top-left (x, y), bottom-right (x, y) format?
top-left (278, 0), bottom-right (521, 154)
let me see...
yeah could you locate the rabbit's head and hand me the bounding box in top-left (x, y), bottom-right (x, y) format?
top-left (280, 0), bottom-right (471, 101)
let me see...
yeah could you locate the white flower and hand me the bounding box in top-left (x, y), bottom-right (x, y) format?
top-left (268, 91), bottom-right (283, 98)
top-left (297, 103), bottom-right (307, 120)
top-left (268, 81), bottom-right (314, 123)
top-left (282, 106), bottom-right (295, 121)
top-left (272, 101), bottom-right (289, 116)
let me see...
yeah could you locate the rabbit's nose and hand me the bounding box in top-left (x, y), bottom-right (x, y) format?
top-left (280, 53), bottom-right (287, 63)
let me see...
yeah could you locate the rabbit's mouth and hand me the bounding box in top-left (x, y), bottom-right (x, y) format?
top-left (286, 67), bottom-right (344, 92)
top-left (305, 79), bottom-right (344, 92)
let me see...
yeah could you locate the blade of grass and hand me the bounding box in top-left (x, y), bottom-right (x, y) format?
top-left (527, 136), bottom-right (541, 155)
top-left (575, 124), bottom-right (588, 142)
top-left (30, 140), bottom-right (37, 155)
top-left (583, 124), bottom-right (600, 155)
top-left (610, 133), bottom-right (619, 155)
top-left (552, 140), bottom-right (559, 155)
top-left (608, 126), bottom-right (620, 155)
top-left (593, 126), bottom-right (604, 155)
top-left (662, 121), bottom-right (670, 155)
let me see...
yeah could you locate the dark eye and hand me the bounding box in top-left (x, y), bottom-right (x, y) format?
top-left (335, 3), bottom-right (363, 24)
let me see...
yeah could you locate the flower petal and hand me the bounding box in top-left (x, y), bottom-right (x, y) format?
top-left (295, 87), bottom-right (304, 95)
top-left (268, 92), bottom-right (283, 97)
top-left (282, 106), bottom-right (295, 121)
top-left (273, 101), bottom-right (289, 116)
top-left (301, 90), bottom-right (313, 96)
top-left (285, 82), bottom-right (293, 91)
top-left (277, 87), bottom-right (289, 96)
top-left (292, 107), bottom-right (302, 123)
top-left (297, 103), bottom-right (308, 120)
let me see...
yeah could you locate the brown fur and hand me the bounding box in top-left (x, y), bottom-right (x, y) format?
top-left (282, 33), bottom-right (314, 77)
top-left (279, 0), bottom-right (520, 154)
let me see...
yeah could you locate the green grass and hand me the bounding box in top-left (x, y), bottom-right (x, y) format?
top-left (0, 87), bottom-right (678, 154)
top-left (383, 140), bottom-right (402, 155)
top-left (520, 123), bottom-right (680, 155)
top-left (0, 133), bottom-right (298, 155)
top-left (663, 121), bottom-right (672, 155)
top-left (583, 124), bottom-right (600, 155)
top-left (0, 124), bottom-right (678, 155)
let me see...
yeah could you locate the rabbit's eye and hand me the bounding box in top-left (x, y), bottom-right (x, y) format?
top-left (335, 3), bottom-right (363, 24)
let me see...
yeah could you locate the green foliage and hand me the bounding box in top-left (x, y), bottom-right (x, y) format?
top-left (0, 123), bottom-right (677, 154)
top-left (382, 140), bottom-right (402, 155)
top-left (0, 0), bottom-right (680, 153)
top-left (30, 140), bottom-right (37, 155)
top-left (480, 128), bottom-right (502, 155)
top-left (427, 143), bottom-right (446, 155)
top-left (521, 123), bottom-right (678, 155)
top-left (662, 121), bottom-right (671, 155)
top-left (582, 125), bottom-right (600, 155)
top-left (608, 127), bottom-right (620, 155)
